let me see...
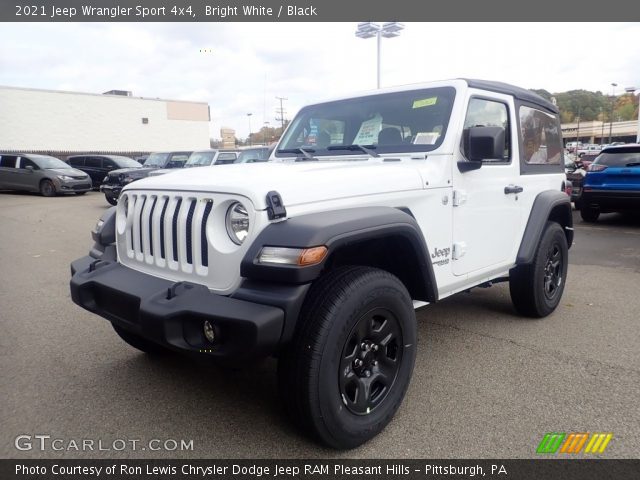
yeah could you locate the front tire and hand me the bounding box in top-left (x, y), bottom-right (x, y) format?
top-left (278, 266), bottom-right (417, 449)
top-left (509, 222), bottom-right (568, 318)
top-left (112, 324), bottom-right (166, 354)
top-left (105, 195), bottom-right (118, 206)
top-left (40, 179), bottom-right (56, 197)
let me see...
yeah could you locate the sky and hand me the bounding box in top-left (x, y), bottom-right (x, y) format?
top-left (1, 22), bottom-right (638, 139)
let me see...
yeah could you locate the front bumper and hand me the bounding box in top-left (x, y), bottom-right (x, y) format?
top-left (70, 256), bottom-right (286, 362)
top-left (55, 177), bottom-right (92, 193)
top-left (100, 184), bottom-right (122, 200)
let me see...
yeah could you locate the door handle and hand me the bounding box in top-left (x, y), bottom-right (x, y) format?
top-left (504, 185), bottom-right (523, 194)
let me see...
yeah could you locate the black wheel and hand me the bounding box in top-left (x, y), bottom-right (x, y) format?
top-left (75, 191), bottom-right (87, 196)
top-left (105, 195), bottom-right (118, 206)
top-left (580, 204), bottom-right (600, 222)
top-left (39, 179), bottom-right (56, 197)
top-left (509, 222), bottom-right (568, 318)
top-left (112, 323), bottom-right (166, 354)
top-left (278, 266), bottom-right (417, 449)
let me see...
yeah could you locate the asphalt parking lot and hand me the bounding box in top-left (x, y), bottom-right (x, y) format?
top-left (1, 191), bottom-right (639, 459)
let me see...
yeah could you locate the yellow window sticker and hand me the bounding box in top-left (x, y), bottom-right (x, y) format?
top-left (412, 97), bottom-right (438, 109)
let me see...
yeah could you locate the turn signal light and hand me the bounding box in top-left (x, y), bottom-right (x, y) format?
top-left (258, 246), bottom-right (328, 266)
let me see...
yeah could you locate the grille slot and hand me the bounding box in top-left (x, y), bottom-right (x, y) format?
top-left (171, 198), bottom-right (183, 262)
top-left (148, 196), bottom-right (158, 257)
top-left (159, 197), bottom-right (169, 259)
top-left (201, 201), bottom-right (213, 267)
top-left (138, 196), bottom-right (147, 254)
top-left (185, 199), bottom-right (197, 265)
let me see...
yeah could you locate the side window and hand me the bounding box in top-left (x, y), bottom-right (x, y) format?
top-left (519, 106), bottom-right (562, 165)
top-left (69, 157), bottom-right (84, 167)
top-left (85, 157), bottom-right (102, 168)
top-left (19, 158), bottom-right (38, 169)
top-left (463, 98), bottom-right (510, 162)
top-left (0, 155), bottom-right (18, 168)
top-left (216, 153), bottom-right (237, 164)
top-left (103, 159), bottom-right (116, 170)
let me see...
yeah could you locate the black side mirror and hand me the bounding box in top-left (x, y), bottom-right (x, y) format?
top-left (459, 126), bottom-right (506, 172)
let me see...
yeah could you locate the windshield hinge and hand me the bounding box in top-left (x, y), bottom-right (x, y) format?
top-left (266, 191), bottom-right (287, 220)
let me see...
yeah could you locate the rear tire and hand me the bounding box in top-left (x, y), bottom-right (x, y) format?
top-left (105, 195), bottom-right (118, 206)
top-left (112, 324), bottom-right (166, 354)
top-left (509, 222), bottom-right (568, 318)
top-left (39, 179), bottom-right (56, 197)
top-left (580, 204), bottom-right (600, 222)
top-left (278, 266), bottom-right (417, 449)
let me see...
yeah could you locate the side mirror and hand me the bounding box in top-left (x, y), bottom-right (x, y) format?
top-left (25, 165), bottom-right (34, 172)
top-left (459, 126), bottom-right (506, 172)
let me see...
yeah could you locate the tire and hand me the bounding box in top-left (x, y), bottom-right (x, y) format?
top-left (105, 195), bottom-right (118, 206)
top-left (580, 204), bottom-right (600, 222)
top-left (573, 199), bottom-right (582, 211)
top-left (112, 323), bottom-right (166, 354)
top-left (75, 191), bottom-right (87, 196)
top-left (39, 179), bottom-right (56, 197)
top-left (509, 221), bottom-right (568, 318)
top-left (278, 266), bottom-right (417, 449)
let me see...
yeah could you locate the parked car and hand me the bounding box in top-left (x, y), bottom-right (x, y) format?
top-left (147, 150), bottom-right (239, 177)
top-left (100, 151), bottom-right (191, 205)
top-left (580, 144), bottom-right (640, 222)
top-left (67, 155), bottom-right (142, 189)
top-left (565, 141), bottom-right (583, 153)
top-left (236, 146), bottom-right (272, 163)
top-left (577, 144), bottom-right (602, 157)
top-left (0, 153), bottom-right (91, 196)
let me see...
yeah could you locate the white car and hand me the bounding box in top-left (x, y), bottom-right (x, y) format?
top-left (71, 79), bottom-right (572, 449)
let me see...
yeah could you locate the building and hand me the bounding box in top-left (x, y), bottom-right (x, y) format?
top-left (220, 127), bottom-right (236, 149)
top-left (561, 119), bottom-right (638, 145)
top-left (0, 85), bottom-right (211, 158)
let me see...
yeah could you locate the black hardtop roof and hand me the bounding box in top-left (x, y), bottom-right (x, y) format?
top-left (463, 79), bottom-right (559, 114)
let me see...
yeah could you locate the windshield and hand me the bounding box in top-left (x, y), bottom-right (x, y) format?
top-left (143, 153), bottom-right (170, 167)
top-left (595, 147), bottom-right (640, 167)
top-left (186, 151), bottom-right (215, 167)
top-left (237, 148), bottom-right (270, 163)
top-left (277, 87), bottom-right (456, 157)
top-left (110, 156), bottom-right (142, 168)
top-left (29, 155), bottom-right (71, 169)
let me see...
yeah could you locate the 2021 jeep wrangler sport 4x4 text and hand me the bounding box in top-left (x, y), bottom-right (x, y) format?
top-left (70, 79), bottom-right (573, 449)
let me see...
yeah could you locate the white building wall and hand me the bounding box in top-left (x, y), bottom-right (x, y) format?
top-left (0, 86), bottom-right (210, 152)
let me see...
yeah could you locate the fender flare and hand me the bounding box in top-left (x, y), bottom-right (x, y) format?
top-left (241, 206), bottom-right (438, 302)
top-left (516, 190), bottom-right (573, 265)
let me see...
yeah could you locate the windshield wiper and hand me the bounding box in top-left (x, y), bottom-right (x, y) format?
top-left (277, 148), bottom-right (318, 161)
top-left (625, 162), bottom-right (640, 167)
top-left (327, 144), bottom-right (379, 157)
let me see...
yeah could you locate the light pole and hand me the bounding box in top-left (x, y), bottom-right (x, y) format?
top-left (609, 83), bottom-right (617, 144)
top-left (247, 113), bottom-right (253, 146)
top-left (263, 121), bottom-right (270, 145)
top-left (600, 107), bottom-right (605, 146)
top-left (625, 86), bottom-right (640, 143)
top-left (355, 22), bottom-right (404, 89)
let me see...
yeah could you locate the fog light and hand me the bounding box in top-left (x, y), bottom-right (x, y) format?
top-left (203, 321), bottom-right (216, 343)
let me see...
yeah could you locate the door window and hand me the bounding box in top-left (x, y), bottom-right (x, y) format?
top-left (18, 158), bottom-right (38, 169)
top-left (0, 155), bottom-right (18, 168)
top-left (85, 157), bottom-right (102, 168)
top-left (463, 98), bottom-right (510, 162)
top-left (519, 106), bottom-right (562, 165)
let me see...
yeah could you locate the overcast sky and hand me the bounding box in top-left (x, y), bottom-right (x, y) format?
top-left (1, 22), bottom-right (638, 138)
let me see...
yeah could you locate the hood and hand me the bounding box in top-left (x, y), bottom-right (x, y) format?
top-left (109, 167), bottom-right (152, 178)
top-left (125, 161), bottom-right (425, 210)
top-left (47, 168), bottom-right (88, 178)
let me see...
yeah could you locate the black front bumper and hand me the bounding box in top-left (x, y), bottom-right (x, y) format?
top-left (70, 256), bottom-right (287, 362)
top-left (100, 184), bottom-right (122, 200)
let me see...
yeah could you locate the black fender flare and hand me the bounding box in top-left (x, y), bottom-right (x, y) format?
top-left (516, 190), bottom-right (573, 265)
top-left (241, 206), bottom-right (438, 302)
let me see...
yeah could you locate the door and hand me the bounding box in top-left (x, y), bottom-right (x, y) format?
top-left (85, 157), bottom-right (104, 187)
top-left (452, 94), bottom-right (523, 276)
top-left (14, 157), bottom-right (40, 191)
top-left (0, 155), bottom-right (20, 189)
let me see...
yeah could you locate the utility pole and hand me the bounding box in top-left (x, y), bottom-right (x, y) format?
top-left (275, 96), bottom-right (288, 131)
top-left (609, 83), bottom-right (617, 144)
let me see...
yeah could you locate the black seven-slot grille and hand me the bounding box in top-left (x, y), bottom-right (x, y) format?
top-left (124, 193), bottom-right (213, 272)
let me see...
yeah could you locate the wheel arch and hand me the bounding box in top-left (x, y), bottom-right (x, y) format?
top-left (241, 206), bottom-right (438, 303)
top-left (516, 190), bottom-right (573, 265)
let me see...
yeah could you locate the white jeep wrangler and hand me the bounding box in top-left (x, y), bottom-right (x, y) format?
top-left (70, 79), bottom-right (572, 449)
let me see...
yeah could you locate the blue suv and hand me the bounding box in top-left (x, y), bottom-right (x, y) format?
top-left (580, 144), bottom-right (640, 222)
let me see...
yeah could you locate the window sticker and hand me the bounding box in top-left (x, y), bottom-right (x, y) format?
top-left (353, 114), bottom-right (383, 145)
top-left (413, 132), bottom-right (441, 145)
top-left (412, 97), bottom-right (438, 109)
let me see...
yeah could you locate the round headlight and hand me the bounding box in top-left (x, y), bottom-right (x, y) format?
top-left (225, 202), bottom-right (249, 245)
